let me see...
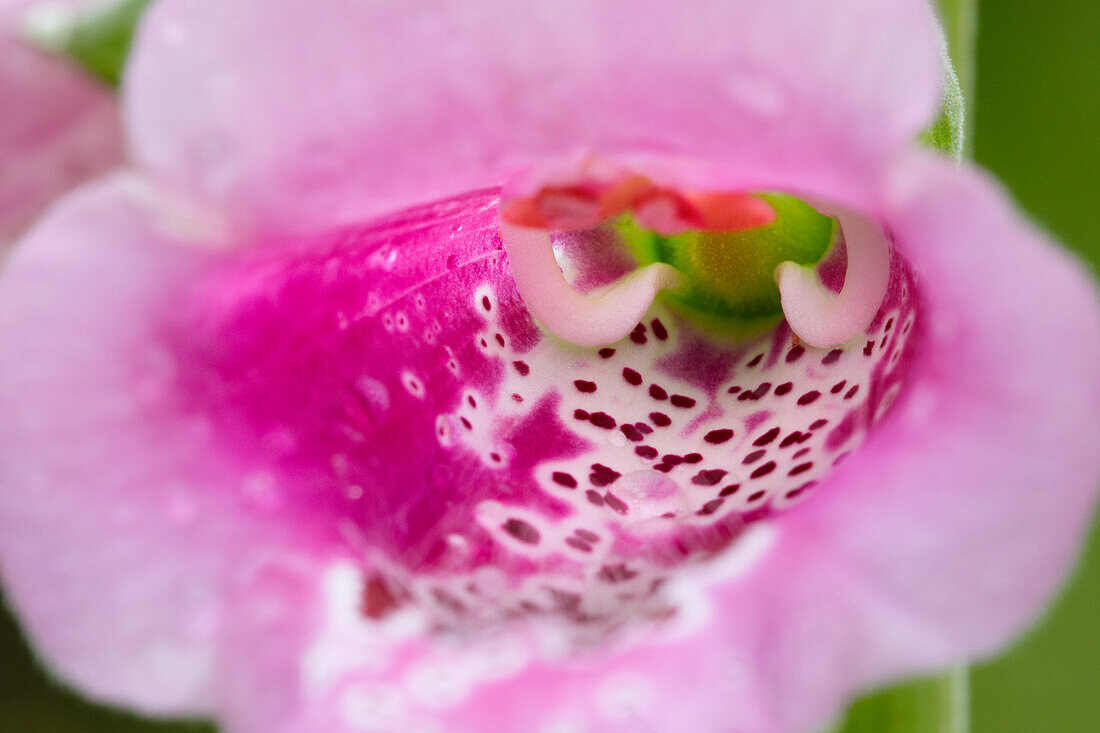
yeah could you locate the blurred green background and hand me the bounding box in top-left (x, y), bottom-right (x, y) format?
top-left (1, 0), bottom-right (1097, 730)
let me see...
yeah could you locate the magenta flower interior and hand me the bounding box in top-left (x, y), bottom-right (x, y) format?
top-left (0, 1), bottom-right (1097, 733)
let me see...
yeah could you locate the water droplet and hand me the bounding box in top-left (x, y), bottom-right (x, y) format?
top-left (614, 471), bottom-right (690, 530)
top-left (165, 484), bottom-right (198, 526)
top-left (723, 72), bottom-right (786, 118)
top-left (356, 376), bottom-right (390, 412)
top-left (242, 470), bottom-right (280, 510)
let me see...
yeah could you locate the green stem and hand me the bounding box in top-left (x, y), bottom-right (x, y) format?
top-left (936, 0), bottom-right (979, 109)
top-left (833, 668), bottom-right (970, 733)
top-left (21, 0), bottom-right (151, 87)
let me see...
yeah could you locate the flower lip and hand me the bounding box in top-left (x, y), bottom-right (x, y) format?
top-left (501, 168), bottom-right (892, 349)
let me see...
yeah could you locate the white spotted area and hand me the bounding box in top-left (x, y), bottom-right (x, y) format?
top-left (409, 274), bottom-right (916, 627)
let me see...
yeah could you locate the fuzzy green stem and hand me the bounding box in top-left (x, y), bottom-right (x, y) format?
top-left (832, 668), bottom-right (969, 733)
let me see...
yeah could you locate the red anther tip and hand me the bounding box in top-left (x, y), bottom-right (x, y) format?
top-left (688, 192), bottom-right (776, 231)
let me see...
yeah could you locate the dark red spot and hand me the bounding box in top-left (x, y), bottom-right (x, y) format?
top-left (654, 463), bottom-right (674, 473)
top-left (797, 390), bottom-right (821, 405)
top-left (648, 384), bottom-right (668, 400)
top-left (844, 385), bottom-right (860, 399)
top-left (635, 445), bottom-right (658, 459)
top-left (460, 417), bottom-right (472, 430)
top-left (513, 360), bottom-right (530, 376)
top-left (780, 431), bottom-right (808, 448)
top-left (502, 518), bottom-right (540, 544)
top-left (885, 318), bottom-right (895, 331)
top-left (830, 380), bottom-right (847, 394)
top-left (697, 499), bottom-right (725, 516)
top-left (604, 493), bottom-right (628, 514)
top-left (651, 319), bottom-right (669, 340)
top-left (747, 490), bottom-right (766, 502)
top-left (684, 453), bottom-right (703, 463)
top-left (481, 296), bottom-right (492, 311)
top-left (751, 461), bottom-right (777, 478)
top-left (774, 382), bottom-right (793, 396)
top-left (786, 481), bottom-right (818, 500)
top-left (361, 575), bottom-right (401, 620)
top-left (598, 564), bottom-right (639, 583)
top-left (727, 385), bottom-right (742, 394)
top-left (630, 324), bottom-right (648, 344)
top-left (512, 393), bottom-right (523, 403)
top-left (670, 394), bottom-right (696, 408)
top-left (785, 345), bottom-right (805, 363)
top-left (495, 333), bottom-right (505, 347)
top-left (704, 428), bottom-right (734, 444)
top-left (692, 469), bottom-right (728, 486)
top-left (576, 529), bottom-right (600, 543)
top-left (599, 348), bottom-right (616, 358)
top-left (739, 382), bottom-right (771, 401)
top-left (720, 484), bottom-right (741, 497)
top-left (589, 412), bottom-right (617, 429)
top-left (589, 463), bottom-right (622, 487)
top-left (622, 368), bottom-right (643, 386)
top-left (467, 395), bottom-right (477, 408)
top-left (649, 412), bottom-right (672, 427)
top-left (788, 462), bottom-right (814, 476)
top-left (809, 418), bottom-right (828, 430)
top-left (574, 380), bottom-right (597, 393)
top-left (635, 422), bottom-right (653, 435)
top-left (586, 489), bottom-right (605, 506)
top-left (573, 409), bottom-right (589, 420)
top-left (662, 454), bottom-right (684, 466)
top-left (620, 424), bottom-right (644, 442)
top-left (565, 538), bottom-right (592, 553)
top-left (863, 340), bottom-right (875, 356)
top-left (743, 449), bottom-right (766, 465)
top-left (551, 472), bottom-right (578, 488)
top-left (793, 447), bottom-right (811, 459)
top-left (821, 349), bottom-right (843, 365)
top-left (754, 427), bottom-right (780, 446)
top-left (746, 353), bottom-right (763, 367)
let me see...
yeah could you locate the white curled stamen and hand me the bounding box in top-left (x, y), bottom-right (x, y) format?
top-left (774, 207), bottom-right (891, 349)
top-left (501, 222), bottom-right (682, 348)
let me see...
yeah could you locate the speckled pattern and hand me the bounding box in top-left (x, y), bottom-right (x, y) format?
top-left (171, 188), bottom-right (918, 632)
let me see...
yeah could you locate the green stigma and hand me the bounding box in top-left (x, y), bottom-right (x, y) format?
top-left (614, 193), bottom-right (836, 336)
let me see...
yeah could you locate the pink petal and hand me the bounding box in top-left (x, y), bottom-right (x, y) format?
top-left (0, 0), bottom-right (124, 242)
top-left (818, 152), bottom-right (1100, 654)
top-left (0, 176), bottom-right (271, 714)
top-left (125, 0), bottom-right (942, 234)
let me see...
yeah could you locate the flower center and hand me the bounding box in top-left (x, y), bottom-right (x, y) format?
top-left (500, 171), bottom-right (892, 350)
top-left (614, 193), bottom-right (835, 331)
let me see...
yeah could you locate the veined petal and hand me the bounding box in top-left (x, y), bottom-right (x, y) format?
top-left (125, 0), bottom-right (942, 234)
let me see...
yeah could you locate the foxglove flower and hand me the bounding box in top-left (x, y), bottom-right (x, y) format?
top-left (1, 1), bottom-right (1098, 732)
top-left (0, 0), bottom-right (123, 242)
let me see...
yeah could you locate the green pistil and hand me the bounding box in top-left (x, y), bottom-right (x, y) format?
top-left (615, 193), bottom-right (836, 336)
